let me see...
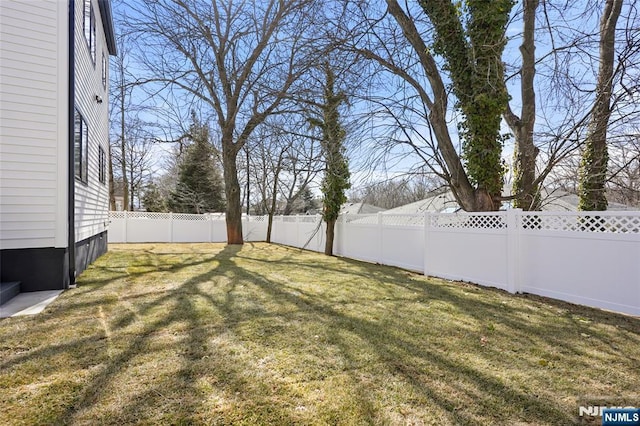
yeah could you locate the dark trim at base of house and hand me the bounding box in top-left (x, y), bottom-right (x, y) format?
top-left (74, 231), bottom-right (108, 277)
top-left (0, 231), bottom-right (108, 292)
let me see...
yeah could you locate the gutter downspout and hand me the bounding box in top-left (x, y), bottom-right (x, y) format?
top-left (67, 0), bottom-right (76, 288)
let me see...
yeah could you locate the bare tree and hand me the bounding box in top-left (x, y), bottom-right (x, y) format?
top-left (607, 133), bottom-right (640, 207)
top-left (110, 118), bottom-right (156, 210)
top-left (578, 0), bottom-right (624, 210)
top-left (109, 17), bottom-right (134, 210)
top-left (349, 174), bottom-right (443, 210)
top-left (504, 0), bottom-right (540, 210)
top-left (130, 0), bottom-right (319, 244)
top-left (248, 116), bottom-right (321, 241)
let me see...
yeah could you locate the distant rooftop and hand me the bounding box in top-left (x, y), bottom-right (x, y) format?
top-left (341, 202), bottom-right (386, 215)
top-left (380, 188), bottom-right (636, 214)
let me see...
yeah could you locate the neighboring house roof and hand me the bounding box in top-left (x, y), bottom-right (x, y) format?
top-left (381, 190), bottom-right (460, 215)
top-left (340, 202), bottom-right (386, 215)
top-left (541, 189), bottom-right (635, 211)
top-left (98, 0), bottom-right (117, 55)
top-left (380, 188), bottom-right (636, 214)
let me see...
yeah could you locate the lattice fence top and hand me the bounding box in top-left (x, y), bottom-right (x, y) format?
top-left (108, 211), bottom-right (640, 234)
top-left (120, 212), bottom-right (170, 220)
top-left (520, 213), bottom-right (640, 234)
top-left (345, 214), bottom-right (378, 224)
top-left (299, 215), bottom-right (321, 223)
top-left (172, 213), bottom-right (208, 221)
top-left (430, 213), bottom-right (507, 230)
top-left (381, 214), bottom-right (425, 227)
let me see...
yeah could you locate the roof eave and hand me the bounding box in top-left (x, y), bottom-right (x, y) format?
top-left (98, 0), bottom-right (117, 56)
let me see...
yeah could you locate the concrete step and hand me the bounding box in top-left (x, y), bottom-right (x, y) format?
top-left (0, 281), bottom-right (21, 305)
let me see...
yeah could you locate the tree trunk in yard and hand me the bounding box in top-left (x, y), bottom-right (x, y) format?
top-left (505, 0), bottom-right (540, 211)
top-left (266, 212), bottom-right (274, 243)
top-left (223, 139), bottom-right (243, 245)
top-left (578, 0), bottom-right (623, 211)
top-left (324, 218), bottom-right (336, 256)
top-left (108, 144), bottom-right (116, 211)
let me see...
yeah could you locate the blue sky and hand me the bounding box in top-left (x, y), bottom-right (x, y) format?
top-left (109, 0), bottom-right (633, 193)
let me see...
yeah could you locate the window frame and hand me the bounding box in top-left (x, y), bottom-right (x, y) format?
top-left (102, 52), bottom-right (107, 89)
top-left (98, 145), bottom-right (106, 185)
top-left (74, 109), bottom-right (89, 184)
top-left (83, 0), bottom-right (96, 65)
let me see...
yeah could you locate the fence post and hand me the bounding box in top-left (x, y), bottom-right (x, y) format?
top-left (424, 212), bottom-right (430, 276)
top-left (295, 214), bottom-right (300, 248)
top-left (169, 212), bottom-right (174, 243)
top-left (506, 209), bottom-right (521, 293)
top-left (316, 214), bottom-right (322, 253)
top-left (208, 214), bottom-right (213, 243)
top-left (340, 214), bottom-right (347, 256)
top-left (123, 210), bottom-right (128, 243)
top-left (378, 212), bottom-right (384, 264)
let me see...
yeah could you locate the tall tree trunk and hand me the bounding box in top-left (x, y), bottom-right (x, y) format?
top-left (266, 212), bottom-right (274, 243)
top-left (324, 218), bottom-right (336, 256)
top-left (129, 165), bottom-right (134, 210)
top-left (265, 159), bottom-right (282, 243)
top-left (119, 76), bottom-right (129, 211)
top-left (223, 137), bottom-right (243, 244)
top-left (108, 144), bottom-right (116, 211)
top-left (506, 0), bottom-right (540, 210)
top-left (578, 0), bottom-right (623, 211)
top-left (245, 145), bottom-right (250, 215)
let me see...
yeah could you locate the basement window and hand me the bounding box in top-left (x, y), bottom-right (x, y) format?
top-left (74, 109), bottom-right (89, 184)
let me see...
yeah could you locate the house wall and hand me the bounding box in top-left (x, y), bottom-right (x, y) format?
top-left (0, 0), bottom-right (113, 291)
top-left (0, 0), bottom-right (69, 251)
top-left (73, 0), bottom-right (110, 245)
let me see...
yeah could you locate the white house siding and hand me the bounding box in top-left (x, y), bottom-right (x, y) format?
top-left (0, 0), bottom-right (69, 250)
top-left (73, 0), bottom-right (110, 243)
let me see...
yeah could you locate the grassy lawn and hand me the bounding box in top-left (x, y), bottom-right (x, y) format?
top-left (1, 243), bottom-right (639, 425)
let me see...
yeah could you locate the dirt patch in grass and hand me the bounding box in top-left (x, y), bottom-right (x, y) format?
top-left (1, 243), bottom-right (638, 425)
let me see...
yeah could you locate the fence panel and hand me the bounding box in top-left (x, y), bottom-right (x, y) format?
top-left (107, 210), bottom-right (640, 316)
top-left (380, 215), bottom-right (424, 272)
top-left (243, 217), bottom-right (268, 242)
top-left (107, 212), bottom-right (126, 243)
top-left (126, 212), bottom-right (172, 243)
top-left (519, 212), bottom-right (640, 315)
top-left (341, 215), bottom-right (380, 264)
top-left (425, 212), bottom-right (510, 290)
top-left (172, 214), bottom-right (210, 243)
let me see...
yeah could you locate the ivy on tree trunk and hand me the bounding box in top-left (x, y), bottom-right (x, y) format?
top-left (417, 0), bottom-right (514, 210)
top-left (310, 64), bottom-right (350, 256)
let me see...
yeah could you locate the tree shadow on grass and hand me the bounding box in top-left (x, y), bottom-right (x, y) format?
top-left (1, 243), bottom-right (639, 425)
top-left (216, 256), bottom-right (578, 424)
top-left (46, 244), bottom-right (302, 425)
top-left (221, 245), bottom-right (640, 423)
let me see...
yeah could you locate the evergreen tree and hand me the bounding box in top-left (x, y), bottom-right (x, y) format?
top-left (169, 117), bottom-right (225, 213)
top-left (142, 182), bottom-right (168, 212)
top-left (300, 186), bottom-right (317, 213)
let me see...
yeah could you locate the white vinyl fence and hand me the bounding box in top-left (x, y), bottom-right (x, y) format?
top-left (109, 210), bottom-right (640, 316)
top-left (107, 211), bottom-right (268, 243)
